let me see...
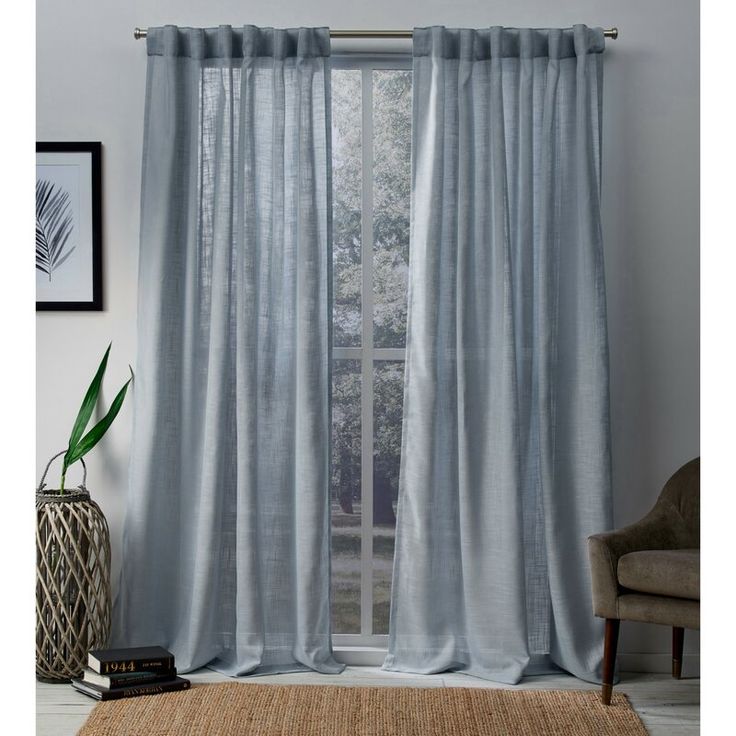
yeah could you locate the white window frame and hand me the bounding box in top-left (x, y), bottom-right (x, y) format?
top-left (330, 55), bottom-right (412, 662)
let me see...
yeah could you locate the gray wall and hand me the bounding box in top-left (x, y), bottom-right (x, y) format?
top-left (36, 0), bottom-right (699, 669)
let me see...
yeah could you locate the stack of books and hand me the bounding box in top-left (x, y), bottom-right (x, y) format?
top-left (71, 646), bottom-right (191, 701)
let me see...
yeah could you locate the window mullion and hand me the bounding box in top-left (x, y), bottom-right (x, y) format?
top-left (373, 348), bottom-right (406, 362)
top-left (360, 66), bottom-right (374, 638)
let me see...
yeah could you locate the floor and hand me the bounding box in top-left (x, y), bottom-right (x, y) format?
top-left (36, 666), bottom-right (699, 735)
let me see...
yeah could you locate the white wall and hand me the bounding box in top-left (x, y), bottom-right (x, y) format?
top-left (36, 0), bottom-right (699, 670)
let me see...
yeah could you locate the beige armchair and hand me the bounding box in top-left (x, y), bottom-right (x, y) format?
top-left (587, 458), bottom-right (699, 704)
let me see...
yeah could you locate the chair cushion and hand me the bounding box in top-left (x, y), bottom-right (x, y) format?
top-left (617, 593), bottom-right (700, 630)
top-left (617, 549), bottom-right (699, 600)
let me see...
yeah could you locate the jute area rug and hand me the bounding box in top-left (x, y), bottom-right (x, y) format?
top-left (77, 682), bottom-right (648, 736)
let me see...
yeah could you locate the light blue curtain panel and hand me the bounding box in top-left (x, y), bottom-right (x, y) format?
top-left (384, 25), bottom-right (612, 684)
top-left (112, 25), bottom-right (343, 677)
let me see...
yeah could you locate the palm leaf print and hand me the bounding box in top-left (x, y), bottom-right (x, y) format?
top-left (36, 179), bottom-right (75, 281)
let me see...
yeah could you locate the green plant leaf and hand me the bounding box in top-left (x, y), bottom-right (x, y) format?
top-left (65, 376), bottom-right (132, 467)
top-left (64, 343), bottom-right (111, 470)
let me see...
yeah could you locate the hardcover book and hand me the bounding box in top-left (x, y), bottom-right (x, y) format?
top-left (82, 667), bottom-right (177, 689)
top-left (71, 676), bottom-right (190, 701)
top-left (87, 646), bottom-right (175, 674)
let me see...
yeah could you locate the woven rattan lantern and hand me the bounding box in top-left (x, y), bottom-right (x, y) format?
top-left (36, 452), bottom-right (111, 682)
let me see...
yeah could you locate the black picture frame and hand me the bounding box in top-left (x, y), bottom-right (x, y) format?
top-left (36, 142), bottom-right (102, 311)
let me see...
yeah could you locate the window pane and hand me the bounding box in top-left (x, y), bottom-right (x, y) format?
top-left (373, 70), bottom-right (411, 348)
top-left (331, 359), bottom-right (362, 633)
top-left (373, 360), bottom-right (404, 633)
top-left (331, 66), bottom-right (411, 641)
top-left (332, 70), bottom-right (362, 347)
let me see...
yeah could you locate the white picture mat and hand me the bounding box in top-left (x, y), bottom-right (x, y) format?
top-left (36, 151), bottom-right (94, 303)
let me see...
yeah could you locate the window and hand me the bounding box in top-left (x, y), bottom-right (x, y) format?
top-left (331, 59), bottom-right (412, 646)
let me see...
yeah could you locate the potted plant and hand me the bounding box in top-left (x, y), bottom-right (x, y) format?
top-left (36, 344), bottom-right (131, 682)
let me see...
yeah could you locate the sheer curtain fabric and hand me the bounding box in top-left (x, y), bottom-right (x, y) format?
top-left (384, 25), bottom-right (612, 684)
top-left (113, 25), bottom-right (342, 676)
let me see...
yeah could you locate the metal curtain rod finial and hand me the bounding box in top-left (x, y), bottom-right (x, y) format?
top-left (133, 26), bottom-right (619, 41)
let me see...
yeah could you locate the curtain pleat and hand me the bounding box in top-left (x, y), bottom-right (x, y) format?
top-left (112, 25), bottom-right (342, 677)
top-left (385, 24), bottom-right (612, 684)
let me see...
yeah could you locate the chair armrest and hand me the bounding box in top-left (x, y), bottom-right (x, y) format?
top-left (587, 510), bottom-right (686, 619)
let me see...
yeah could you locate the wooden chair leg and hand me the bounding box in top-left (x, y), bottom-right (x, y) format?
top-left (672, 627), bottom-right (684, 679)
top-left (601, 618), bottom-right (620, 705)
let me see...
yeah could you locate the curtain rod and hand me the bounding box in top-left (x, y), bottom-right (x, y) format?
top-left (133, 27), bottom-right (619, 41)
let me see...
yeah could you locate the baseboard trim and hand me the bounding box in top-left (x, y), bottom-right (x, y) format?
top-left (334, 647), bottom-right (387, 666)
top-left (617, 653), bottom-right (700, 676)
top-left (334, 648), bottom-right (701, 674)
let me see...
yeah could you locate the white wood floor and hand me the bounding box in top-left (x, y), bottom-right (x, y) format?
top-left (36, 666), bottom-right (699, 735)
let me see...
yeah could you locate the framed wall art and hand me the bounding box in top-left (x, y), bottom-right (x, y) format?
top-left (36, 142), bottom-right (102, 311)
